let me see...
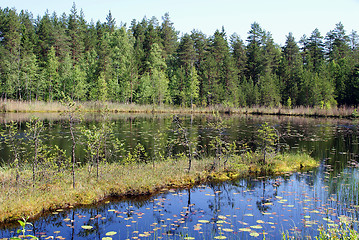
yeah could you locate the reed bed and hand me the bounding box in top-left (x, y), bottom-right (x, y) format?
top-left (1, 100), bottom-right (357, 118)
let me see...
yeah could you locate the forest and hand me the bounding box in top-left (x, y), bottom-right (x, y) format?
top-left (0, 4), bottom-right (359, 108)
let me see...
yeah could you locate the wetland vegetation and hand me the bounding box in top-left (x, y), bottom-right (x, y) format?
top-left (0, 108), bottom-right (317, 224)
top-left (0, 113), bottom-right (359, 239)
top-left (1, 4), bottom-right (359, 238)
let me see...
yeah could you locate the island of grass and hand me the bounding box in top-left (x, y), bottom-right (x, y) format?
top-left (0, 152), bottom-right (317, 224)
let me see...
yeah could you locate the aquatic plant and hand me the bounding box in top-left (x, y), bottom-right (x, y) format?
top-left (10, 217), bottom-right (38, 240)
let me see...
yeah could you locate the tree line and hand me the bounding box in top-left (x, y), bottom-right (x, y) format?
top-left (1, 4), bottom-right (359, 107)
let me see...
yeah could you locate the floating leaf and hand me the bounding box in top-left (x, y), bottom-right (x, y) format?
top-left (105, 231), bottom-right (117, 236)
top-left (256, 220), bottom-right (265, 224)
top-left (323, 217), bottom-right (334, 222)
top-left (250, 225), bottom-right (263, 229)
top-left (198, 220), bottom-right (210, 223)
top-left (244, 213), bottom-right (253, 217)
top-left (250, 232), bottom-right (260, 237)
top-left (222, 228), bottom-right (234, 232)
top-left (239, 228), bottom-right (251, 232)
top-left (102, 237), bottom-right (112, 240)
top-left (218, 215), bottom-right (226, 219)
top-left (214, 236), bottom-right (227, 239)
top-left (81, 225), bottom-right (93, 230)
top-left (184, 237), bottom-right (195, 240)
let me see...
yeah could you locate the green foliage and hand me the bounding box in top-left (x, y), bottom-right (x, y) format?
top-left (1, 7), bottom-right (359, 106)
top-left (24, 117), bottom-right (44, 185)
top-left (207, 113), bottom-right (230, 170)
top-left (4, 121), bottom-right (23, 183)
top-left (10, 217), bottom-right (38, 240)
top-left (257, 122), bottom-right (278, 165)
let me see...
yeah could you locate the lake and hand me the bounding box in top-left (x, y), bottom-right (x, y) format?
top-left (0, 113), bottom-right (358, 239)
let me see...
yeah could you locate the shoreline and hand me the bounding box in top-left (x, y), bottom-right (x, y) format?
top-left (0, 152), bottom-right (318, 226)
top-left (0, 100), bottom-right (358, 119)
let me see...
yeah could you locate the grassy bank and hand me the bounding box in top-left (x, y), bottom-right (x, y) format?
top-left (0, 152), bottom-right (317, 224)
top-left (1, 100), bottom-right (358, 118)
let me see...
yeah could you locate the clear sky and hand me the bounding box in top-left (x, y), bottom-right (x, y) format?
top-left (1, 0), bottom-right (358, 45)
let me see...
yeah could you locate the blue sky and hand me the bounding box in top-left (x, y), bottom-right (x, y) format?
top-left (1, 0), bottom-right (358, 45)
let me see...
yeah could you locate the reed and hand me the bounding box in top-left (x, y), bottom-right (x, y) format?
top-left (1, 100), bottom-right (357, 118)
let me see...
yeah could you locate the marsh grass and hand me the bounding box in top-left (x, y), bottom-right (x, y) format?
top-left (283, 215), bottom-right (359, 240)
top-left (0, 152), bottom-right (317, 224)
top-left (1, 100), bottom-right (358, 118)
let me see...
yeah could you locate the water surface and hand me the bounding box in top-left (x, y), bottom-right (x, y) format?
top-left (0, 114), bottom-right (358, 239)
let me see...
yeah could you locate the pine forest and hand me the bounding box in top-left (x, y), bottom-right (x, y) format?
top-left (1, 5), bottom-right (359, 108)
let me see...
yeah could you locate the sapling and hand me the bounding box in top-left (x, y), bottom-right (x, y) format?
top-left (208, 112), bottom-right (228, 170)
top-left (25, 117), bottom-right (44, 187)
top-left (4, 121), bottom-right (23, 186)
top-left (257, 122), bottom-right (278, 165)
top-left (61, 93), bottom-right (81, 188)
top-left (173, 115), bottom-right (194, 172)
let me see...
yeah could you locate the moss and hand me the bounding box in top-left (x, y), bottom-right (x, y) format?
top-left (0, 152), bottom-right (317, 224)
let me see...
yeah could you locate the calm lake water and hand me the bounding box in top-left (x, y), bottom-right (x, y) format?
top-left (0, 113), bottom-right (359, 239)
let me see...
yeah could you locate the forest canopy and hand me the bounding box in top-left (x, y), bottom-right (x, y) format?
top-left (0, 4), bottom-right (359, 107)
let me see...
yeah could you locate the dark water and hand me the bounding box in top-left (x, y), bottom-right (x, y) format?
top-left (1, 114), bottom-right (359, 239)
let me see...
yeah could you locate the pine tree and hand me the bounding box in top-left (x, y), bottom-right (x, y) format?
top-left (52, 12), bottom-right (70, 59)
top-left (230, 33), bottom-right (247, 79)
top-left (105, 10), bottom-right (116, 33)
top-left (280, 33), bottom-right (302, 105)
top-left (160, 13), bottom-right (178, 59)
top-left (307, 28), bottom-right (325, 72)
top-left (246, 22), bottom-right (265, 85)
top-left (35, 11), bottom-right (54, 65)
top-left (67, 3), bottom-right (85, 63)
top-left (0, 8), bottom-right (21, 100)
top-left (44, 46), bottom-right (59, 101)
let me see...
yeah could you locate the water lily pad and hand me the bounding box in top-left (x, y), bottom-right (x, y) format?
top-left (214, 236), bottom-right (227, 239)
top-left (81, 225), bottom-right (93, 230)
top-left (106, 231), bottom-right (117, 236)
top-left (250, 225), bottom-right (263, 229)
top-left (184, 237), bottom-right (195, 240)
top-left (250, 232), bottom-right (260, 237)
top-left (222, 228), bottom-right (234, 232)
top-left (102, 237), bottom-right (112, 240)
top-left (198, 220), bottom-right (210, 223)
top-left (239, 228), bottom-right (251, 232)
top-left (244, 213), bottom-right (253, 217)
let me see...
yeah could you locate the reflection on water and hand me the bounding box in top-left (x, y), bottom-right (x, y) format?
top-left (0, 114), bottom-right (359, 239)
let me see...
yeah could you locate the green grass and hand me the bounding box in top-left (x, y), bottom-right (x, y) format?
top-left (1, 100), bottom-right (358, 118)
top-left (0, 152), bottom-right (318, 224)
